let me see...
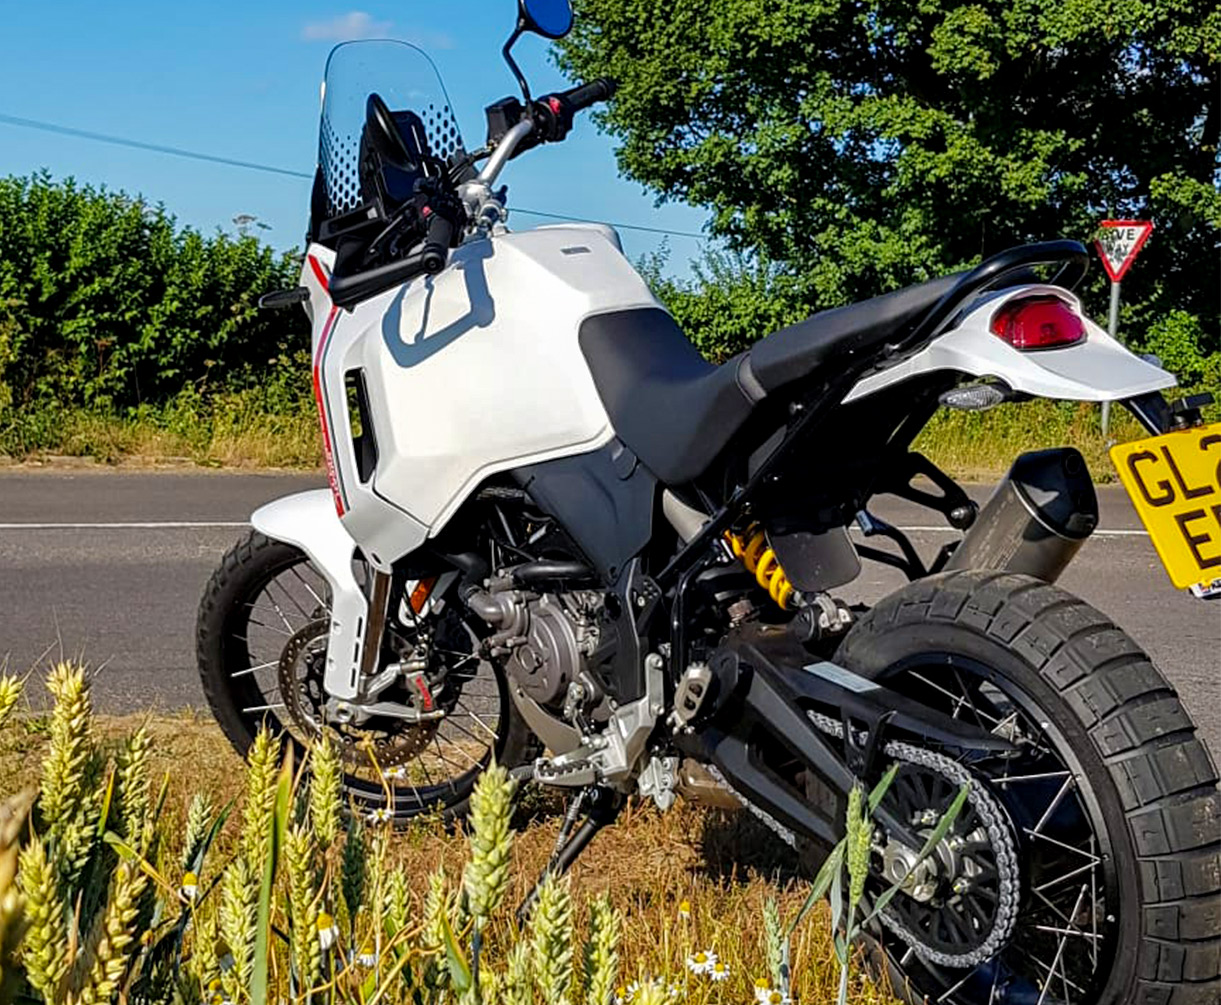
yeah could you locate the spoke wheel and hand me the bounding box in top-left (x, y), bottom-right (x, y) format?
top-left (870, 655), bottom-right (1114, 1004)
top-left (197, 531), bottom-right (534, 821)
top-left (834, 570), bottom-right (1220, 1005)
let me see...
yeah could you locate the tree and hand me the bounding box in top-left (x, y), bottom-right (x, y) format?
top-left (558, 0), bottom-right (1220, 347)
top-left (0, 173), bottom-right (308, 410)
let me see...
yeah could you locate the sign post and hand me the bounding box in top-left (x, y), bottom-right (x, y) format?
top-left (1095, 220), bottom-right (1154, 438)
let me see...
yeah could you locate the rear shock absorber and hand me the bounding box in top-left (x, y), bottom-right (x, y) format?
top-left (725, 524), bottom-right (798, 610)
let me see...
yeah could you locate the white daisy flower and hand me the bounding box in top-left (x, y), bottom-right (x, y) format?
top-left (354, 947), bottom-right (378, 967)
top-left (614, 985), bottom-right (632, 1005)
top-left (687, 949), bottom-right (717, 975)
top-left (316, 912), bottom-right (339, 951)
top-left (365, 806), bottom-right (393, 823)
top-left (382, 765), bottom-right (407, 781)
top-left (709, 958), bottom-right (730, 981)
top-left (677, 898), bottom-right (691, 919)
top-left (180, 870), bottom-right (199, 901)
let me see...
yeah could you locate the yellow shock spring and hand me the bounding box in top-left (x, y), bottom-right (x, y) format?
top-left (725, 524), bottom-right (796, 609)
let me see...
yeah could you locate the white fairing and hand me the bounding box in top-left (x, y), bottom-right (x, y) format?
top-left (846, 284), bottom-right (1176, 403)
top-left (304, 224), bottom-right (658, 569)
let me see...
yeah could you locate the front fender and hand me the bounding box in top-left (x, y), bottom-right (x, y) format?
top-left (846, 284), bottom-right (1177, 404)
top-left (251, 490), bottom-right (365, 701)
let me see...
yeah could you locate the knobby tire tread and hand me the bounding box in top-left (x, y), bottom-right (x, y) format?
top-left (838, 569), bottom-right (1220, 1005)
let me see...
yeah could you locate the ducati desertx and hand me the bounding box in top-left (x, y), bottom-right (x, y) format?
top-left (197, 2), bottom-right (1221, 1002)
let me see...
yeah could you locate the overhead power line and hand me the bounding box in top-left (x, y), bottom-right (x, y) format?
top-left (0, 111), bottom-right (707, 240)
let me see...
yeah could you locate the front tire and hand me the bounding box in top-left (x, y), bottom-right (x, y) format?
top-left (196, 530), bottom-right (535, 822)
top-left (836, 570), bottom-right (1220, 1005)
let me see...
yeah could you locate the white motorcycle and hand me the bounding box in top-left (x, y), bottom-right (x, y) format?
top-left (197, 2), bottom-right (1221, 1002)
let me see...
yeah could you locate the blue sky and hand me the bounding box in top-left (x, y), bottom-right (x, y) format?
top-left (0, 1), bottom-right (710, 272)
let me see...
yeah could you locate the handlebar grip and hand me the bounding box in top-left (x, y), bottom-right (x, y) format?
top-left (561, 78), bottom-right (616, 112)
top-left (420, 211), bottom-right (454, 274)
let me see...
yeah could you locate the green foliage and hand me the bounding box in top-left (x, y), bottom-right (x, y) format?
top-left (0, 172), bottom-right (309, 412)
top-left (559, 0), bottom-right (1220, 342)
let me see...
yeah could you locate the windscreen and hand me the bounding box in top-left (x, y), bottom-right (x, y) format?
top-left (318, 40), bottom-right (465, 219)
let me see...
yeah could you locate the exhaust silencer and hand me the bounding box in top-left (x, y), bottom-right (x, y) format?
top-left (945, 447), bottom-right (1098, 583)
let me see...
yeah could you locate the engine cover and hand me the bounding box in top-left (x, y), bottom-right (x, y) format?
top-left (468, 586), bottom-right (604, 708)
top-left (507, 594), bottom-right (588, 705)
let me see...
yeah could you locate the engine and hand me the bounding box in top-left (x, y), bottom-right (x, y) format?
top-left (465, 581), bottom-right (607, 710)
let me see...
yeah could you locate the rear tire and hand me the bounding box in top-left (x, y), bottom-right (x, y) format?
top-left (196, 530), bottom-right (536, 822)
top-left (835, 570), bottom-right (1220, 1005)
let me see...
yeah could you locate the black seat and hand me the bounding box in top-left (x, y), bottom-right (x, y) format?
top-left (579, 273), bottom-right (960, 485)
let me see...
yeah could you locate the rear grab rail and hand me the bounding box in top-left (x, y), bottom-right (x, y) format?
top-left (893, 239), bottom-right (1091, 359)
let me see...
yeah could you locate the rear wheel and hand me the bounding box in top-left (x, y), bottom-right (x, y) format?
top-left (834, 570), bottom-right (1220, 1005)
top-left (196, 531), bottom-right (535, 822)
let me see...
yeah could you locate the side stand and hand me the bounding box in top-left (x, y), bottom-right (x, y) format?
top-left (516, 785), bottom-right (622, 923)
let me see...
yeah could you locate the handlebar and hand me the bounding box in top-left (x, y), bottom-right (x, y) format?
top-left (559, 77), bottom-right (616, 112)
top-left (420, 209), bottom-right (454, 274)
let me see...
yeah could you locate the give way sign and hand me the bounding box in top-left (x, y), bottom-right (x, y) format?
top-left (1095, 220), bottom-right (1153, 282)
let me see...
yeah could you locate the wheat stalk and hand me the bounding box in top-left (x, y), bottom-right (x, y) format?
top-left (54, 797), bottom-right (102, 892)
top-left (504, 941), bottom-right (532, 1005)
top-left (0, 674), bottom-right (23, 728)
top-left (584, 894), bottom-right (620, 1005)
top-left (115, 726), bottom-right (152, 850)
top-left (763, 897), bottom-right (785, 989)
top-left (463, 761), bottom-right (516, 929)
top-left (182, 792), bottom-right (214, 872)
top-left (240, 728), bottom-right (280, 867)
top-left (76, 858), bottom-right (148, 1005)
top-left (845, 785), bottom-right (870, 914)
top-left (17, 835), bottom-right (69, 1000)
top-left (421, 867), bottom-right (447, 957)
top-left (384, 866), bottom-right (408, 937)
top-left (308, 731), bottom-right (343, 851)
top-left (285, 823), bottom-right (323, 993)
top-left (0, 793), bottom-right (31, 1002)
top-left (219, 855), bottom-right (258, 1002)
top-left (340, 814), bottom-right (367, 946)
top-left (530, 873), bottom-right (573, 1005)
top-left (40, 663), bottom-right (93, 834)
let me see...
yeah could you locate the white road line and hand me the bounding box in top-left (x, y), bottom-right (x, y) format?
top-left (0, 521), bottom-right (1148, 537)
top-left (0, 521), bottom-right (249, 529)
top-left (853, 525), bottom-right (1148, 537)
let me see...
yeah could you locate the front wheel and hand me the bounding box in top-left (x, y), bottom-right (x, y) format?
top-left (835, 570), bottom-right (1220, 1005)
top-left (196, 531), bottom-right (535, 822)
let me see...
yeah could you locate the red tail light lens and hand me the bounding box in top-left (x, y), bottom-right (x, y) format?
top-left (990, 295), bottom-right (1086, 350)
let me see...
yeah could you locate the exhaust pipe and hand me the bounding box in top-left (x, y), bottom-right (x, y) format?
top-left (945, 447), bottom-right (1098, 583)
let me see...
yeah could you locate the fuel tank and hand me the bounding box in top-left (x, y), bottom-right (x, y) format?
top-left (305, 224), bottom-right (659, 566)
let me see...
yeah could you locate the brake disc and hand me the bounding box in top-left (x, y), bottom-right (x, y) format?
top-left (277, 619), bottom-right (438, 768)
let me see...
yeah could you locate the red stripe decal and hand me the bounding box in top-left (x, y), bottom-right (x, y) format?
top-left (312, 305), bottom-right (345, 516)
top-left (308, 254), bottom-right (330, 291)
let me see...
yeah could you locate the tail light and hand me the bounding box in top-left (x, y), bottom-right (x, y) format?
top-left (990, 295), bottom-right (1086, 350)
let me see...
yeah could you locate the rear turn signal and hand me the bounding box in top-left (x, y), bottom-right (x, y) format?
top-left (990, 295), bottom-right (1086, 350)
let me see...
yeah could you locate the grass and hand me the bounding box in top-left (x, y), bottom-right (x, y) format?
top-left (1, 392), bottom-right (1185, 482)
top-left (0, 671), bottom-right (905, 1005)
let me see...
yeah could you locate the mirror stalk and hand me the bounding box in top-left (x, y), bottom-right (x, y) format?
top-left (501, 28), bottom-right (532, 105)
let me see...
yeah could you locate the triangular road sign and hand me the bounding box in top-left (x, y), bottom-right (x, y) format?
top-left (1095, 220), bottom-right (1153, 282)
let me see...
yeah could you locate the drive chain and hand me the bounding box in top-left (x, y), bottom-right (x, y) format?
top-left (806, 710), bottom-right (1021, 970)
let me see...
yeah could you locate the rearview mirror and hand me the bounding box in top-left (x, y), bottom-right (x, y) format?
top-left (518, 0), bottom-right (573, 39)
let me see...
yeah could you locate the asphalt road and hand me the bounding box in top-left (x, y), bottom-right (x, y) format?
top-left (0, 469), bottom-right (1217, 757)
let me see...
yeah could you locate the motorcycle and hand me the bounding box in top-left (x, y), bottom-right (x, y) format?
top-left (196, 1), bottom-right (1221, 1001)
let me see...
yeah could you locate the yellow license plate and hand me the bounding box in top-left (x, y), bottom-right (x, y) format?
top-left (1111, 422), bottom-right (1221, 591)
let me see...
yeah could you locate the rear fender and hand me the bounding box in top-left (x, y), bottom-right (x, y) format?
top-left (251, 490), bottom-right (365, 701)
top-left (845, 285), bottom-right (1177, 403)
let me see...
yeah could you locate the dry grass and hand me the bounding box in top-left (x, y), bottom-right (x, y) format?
top-left (915, 399), bottom-right (1145, 483)
top-left (0, 708), bottom-right (902, 1004)
top-left (3, 390), bottom-right (1181, 482)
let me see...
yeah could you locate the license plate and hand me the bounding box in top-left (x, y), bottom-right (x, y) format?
top-left (1110, 422), bottom-right (1221, 592)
